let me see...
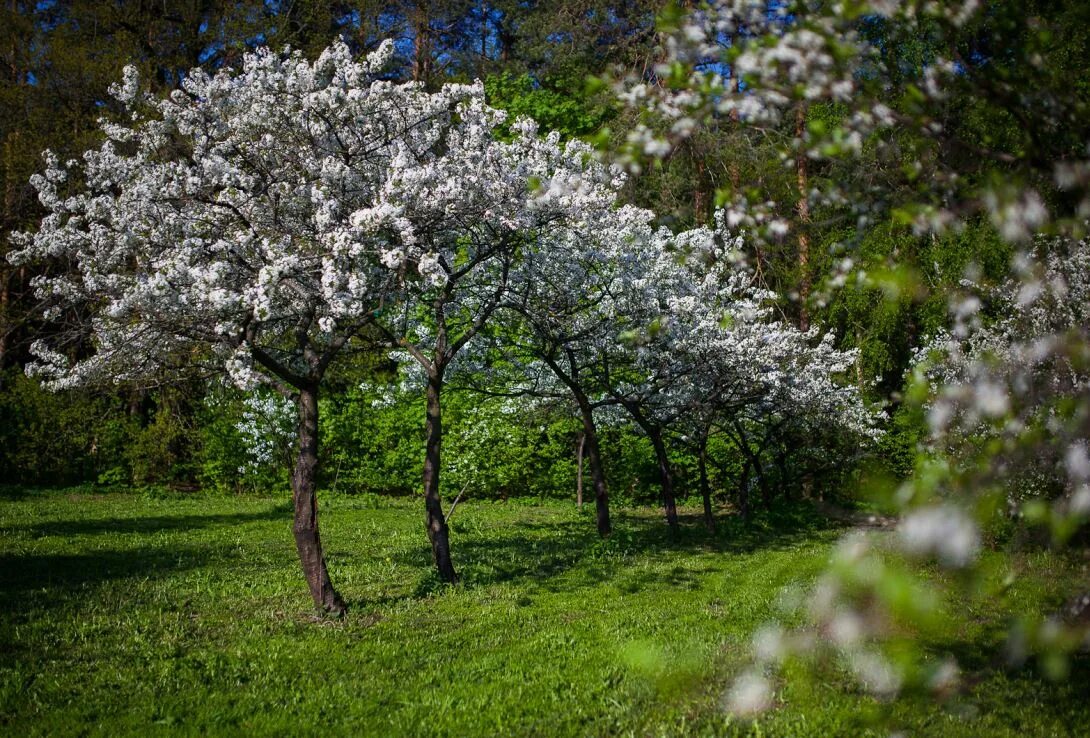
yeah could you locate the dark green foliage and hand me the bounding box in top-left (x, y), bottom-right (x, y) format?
top-left (0, 370), bottom-right (137, 486)
top-left (821, 219), bottom-right (1013, 403)
top-left (320, 383), bottom-right (425, 495)
top-left (321, 386), bottom-right (704, 503)
top-left (127, 391), bottom-right (200, 488)
top-left (875, 402), bottom-right (927, 481)
top-left (195, 389), bottom-right (287, 495)
top-left (484, 72), bottom-right (613, 140)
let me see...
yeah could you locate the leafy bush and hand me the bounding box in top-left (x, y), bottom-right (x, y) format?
top-left (0, 370), bottom-right (137, 486)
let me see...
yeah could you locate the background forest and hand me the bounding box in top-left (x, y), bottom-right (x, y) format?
top-left (0, 0), bottom-right (959, 499)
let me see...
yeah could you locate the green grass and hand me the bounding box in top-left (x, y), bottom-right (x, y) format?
top-left (0, 489), bottom-right (1087, 737)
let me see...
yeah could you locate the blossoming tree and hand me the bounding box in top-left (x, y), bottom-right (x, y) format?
top-left (499, 199), bottom-right (876, 533)
top-left (11, 40), bottom-right (498, 614)
top-left (366, 111), bottom-right (631, 580)
top-left (598, 219), bottom-right (877, 528)
top-left (494, 201), bottom-right (661, 538)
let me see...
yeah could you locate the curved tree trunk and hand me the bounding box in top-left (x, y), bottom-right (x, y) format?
top-left (647, 426), bottom-right (679, 533)
top-left (423, 372), bottom-right (458, 583)
top-left (292, 385), bottom-right (346, 615)
top-left (577, 401), bottom-right (612, 537)
top-left (698, 437), bottom-right (715, 532)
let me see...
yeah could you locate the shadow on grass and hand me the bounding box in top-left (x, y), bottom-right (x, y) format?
top-left (0, 544), bottom-right (229, 604)
top-left (16, 505), bottom-right (291, 537)
top-left (404, 502), bottom-right (844, 600)
top-left (2, 507), bottom-right (293, 613)
top-left (887, 644), bottom-right (1090, 731)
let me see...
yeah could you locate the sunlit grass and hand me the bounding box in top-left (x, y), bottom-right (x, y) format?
top-left (0, 490), bottom-right (1086, 736)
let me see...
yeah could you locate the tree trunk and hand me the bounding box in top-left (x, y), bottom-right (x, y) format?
top-left (292, 385), bottom-right (346, 616)
top-left (777, 447), bottom-right (792, 500)
top-left (0, 268), bottom-right (8, 373)
top-left (423, 372), bottom-right (458, 583)
top-left (412, 5), bottom-right (431, 84)
top-left (693, 146), bottom-right (709, 224)
top-left (733, 421), bottom-right (771, 513)
top-left (648, 426), bottom-right (679, 533)
top-left (755, 453), bottom-right (772, 511)
top-left (738, 457), bottom-right (752, 521)
top-left (537, 352), bottom-right (611, 536)
top-left (576, 432), bottom-right (585, 511)
top-left (795, 103), bottom-right (812, 332)
top-left (698, 437), bottom-right (715, 532)
top-left (577, 403), bottom-right (612, 537)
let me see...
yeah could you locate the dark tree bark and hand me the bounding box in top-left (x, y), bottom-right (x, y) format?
top-left (423, 371), bottom-right (458, 583)
top-left (755, 453), bottom-right (772, 511)
top-left (412, 5), bottom-right (432, 85)
top-left (388, 250), bottom-right (508, 584)
top-left (537, 350), bottom-right (613, 537)
top-left (731, 420), bottom-right (773, 512)
top-left (620, 398), bottom-right (679, 533)
top-left (646, 424), bottom-right (679, 533)
top-left (698, 435), bottom-right (715, 532)
top-left (576, 400), bottom-right (612, 537)
top-left (738, 456), bottom-right (752, 521)
top-left (292, 385), bottom-right (346, 615)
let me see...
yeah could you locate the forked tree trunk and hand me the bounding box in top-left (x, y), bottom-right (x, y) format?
top-left (698, 438), bottom-right (715, 532)
top-left (647, 426), bottom-right (679, 533)
top-left (732, 422), bottom-right (772, 513)
top-left (423, 372), bottom-right (458, 583)
top-left (292, 385), bottom-right (346, 615)
top-left (577, 402), bottom-right (612, 537)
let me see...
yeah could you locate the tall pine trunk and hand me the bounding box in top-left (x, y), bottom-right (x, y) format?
top-left (423, 372), bottom-right (458, 583)
top-left (796, 103), bottom-right (812, 332)
top-left (292, 385), bottom-right (346, 615)
top-left (412, 6), bottom-right (431, 84)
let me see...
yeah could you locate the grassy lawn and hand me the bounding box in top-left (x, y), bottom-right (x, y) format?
top-left (0, 489), bottom-right (1087, 736)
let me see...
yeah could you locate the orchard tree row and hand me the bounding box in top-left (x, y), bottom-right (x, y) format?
top-left (11, 41), bottom-right (876, 612)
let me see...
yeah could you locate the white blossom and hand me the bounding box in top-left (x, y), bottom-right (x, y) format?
top-left (724, 670), bottom-right (773, 717)
top-left (897, 505), bottom-right (981, 568)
